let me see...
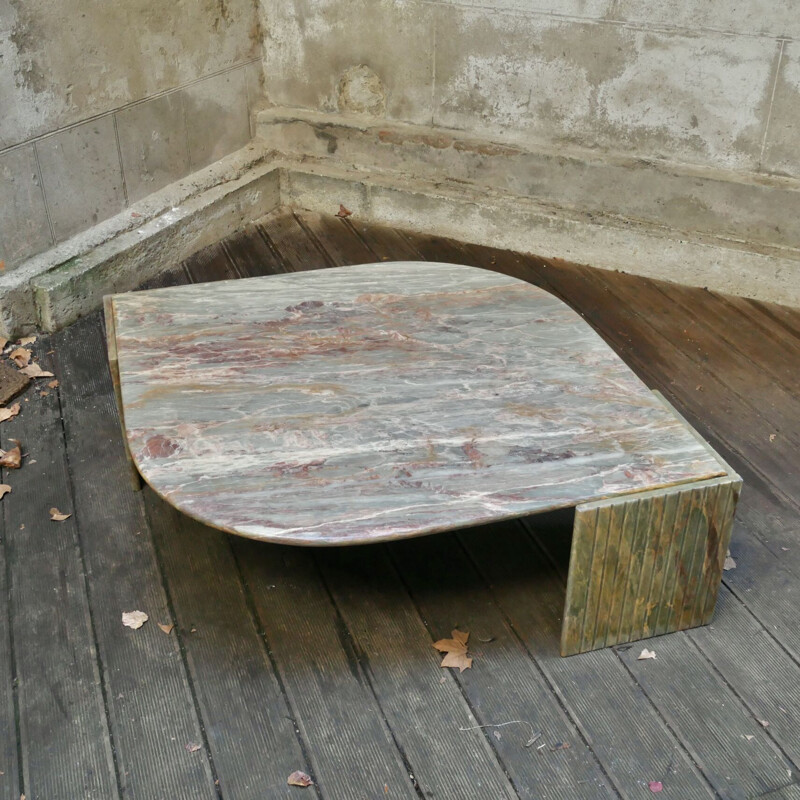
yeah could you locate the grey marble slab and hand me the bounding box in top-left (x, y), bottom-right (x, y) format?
top-left (108, 262), bottom-right (724, 544)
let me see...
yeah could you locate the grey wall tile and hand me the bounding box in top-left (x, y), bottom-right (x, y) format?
top-left (117, 92), bottom-right (190, 204)
top-left (263, 0), bottom-right (434, 126)
top-left (0, 144), bottom-right (52, 267)
top-left (761, 42), bottom-right (800, 178)
top-left (1, 0), bottom-right (260, 148)
top-left (183, 69), bottom-right (251, 171)
top-left (433, 7), bottom-right (776, 172)
top-left (37, 116), bottom-right (126, 242)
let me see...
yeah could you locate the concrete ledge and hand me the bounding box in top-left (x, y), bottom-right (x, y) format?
top-left (258, 107), bottom-right (800, 255)
top-left (280, 158), bottom-right (800, 307)
top-left (0, 142), bottom-right (277, 335)
top-left (9, 122), bottom-right (800, 335)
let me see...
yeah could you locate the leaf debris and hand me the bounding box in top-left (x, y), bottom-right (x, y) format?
top-left (287, 770), bottom-right (314, 787)
top-left (9, 348), bottom-right (31, 368)
top-left (335, 204), bottom-right (353, 218)
top-left (723, 550), bottom-right (737, 571)
top-left (0, 441), bottom-right (22, 469)
top-left (0, 485), bottom-right (10, 499)
top-left (49, 507), bottom-right (71, 521)
top-left (433, 629), bottom-right (473, 672)
top-left (0, 403), bottom-right (21, 423)
top-left (638, 648), bottom-right (657, 660)
top-left (185, 742), bottom-right (202, 753)
top-left (20, 363), bottom-right (54, 379)
top-left (122, 610), bottom-right (149, 629)
top-left (158, 622), bottom-right (174, 635)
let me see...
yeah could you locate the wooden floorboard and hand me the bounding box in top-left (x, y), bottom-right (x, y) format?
top-left (4, 207), bottom-right (800, 800)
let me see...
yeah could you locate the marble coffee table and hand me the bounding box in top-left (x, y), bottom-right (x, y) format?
top-left (105, 262), bottom-right (740, 655)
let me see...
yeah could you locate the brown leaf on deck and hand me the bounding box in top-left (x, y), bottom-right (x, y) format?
top-left (335, 204), bottom-right (353, 218)
top-left (433, 629), bottom-right (473, 672)
top-left (47, 379), bottom-right (59, 389)
top-left (0, 337), bottom-right (7, 350)
top-left (0, 403), bottom-right (20, 423)
top-left (0, 485), bottom-right (11, 499)
top-left (18, 336), bottom-right (36, 346)
top-left (158, 622), bottom-right (174, 635)
top-left (287, 770), bottom-right (314, 787)
top-left (20, 363), bottom-right (54, 379)
top-left (49, 507), bottom-right (71, 521)
top-left (9, 348), bottom-right (31, 367)
top-left (0, 440), bottom-right (22, 469)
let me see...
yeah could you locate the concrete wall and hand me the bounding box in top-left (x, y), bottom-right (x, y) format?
top-left (1, 0), bottom-right (263, 270)
top-left (261, 0), bottom-right (798, 182)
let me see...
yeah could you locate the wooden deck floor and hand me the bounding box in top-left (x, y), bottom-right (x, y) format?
top-left (2, 209), bottom-right (800, 800)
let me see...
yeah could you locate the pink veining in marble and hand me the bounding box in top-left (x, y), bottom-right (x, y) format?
top-left (108, 262), bottom-right (724, 544)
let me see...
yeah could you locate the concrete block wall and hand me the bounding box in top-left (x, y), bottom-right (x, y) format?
top-left (0, 0), bottom-right (264, 271)
top-left (262, 0), bottom-right (799, 181)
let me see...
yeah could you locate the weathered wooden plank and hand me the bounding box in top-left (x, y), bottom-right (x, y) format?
top-left (615, 633), bottom-right (796, 800)
top-left (259, 212), bottom-right (331, 272)
top-left (0, 462), bottom-right (18, 800)
top-left (462, 521), bottom-right (716, 799)
top-left (221, 221), bottom-right (286, 278)
top-left (317, 544), bottom-right (520, 800)
top-left (53, 315), bottom-right (218, 800)
top-left (294, 211), bottom-right (378, 266)
top-left (2, 343), bottom-right (118, 800)
top-left (387, 531), bottom-right (616, 799)
top-left (344, 218), bottom-right (424, 262)
top-left (232, 537), bottom-right (420, 800)
top-left (183, 241), bottom-right (241, 283)
top-left (143, 494), bottom-right (310, 799)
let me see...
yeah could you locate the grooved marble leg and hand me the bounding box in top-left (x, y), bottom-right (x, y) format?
top-left (560, 473), bottom-right (741, 656)
top-left (104, 297), bottom-right (143, 492)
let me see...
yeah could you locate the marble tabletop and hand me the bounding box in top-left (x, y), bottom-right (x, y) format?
top-left (108, 262), bottom-right (724, 545)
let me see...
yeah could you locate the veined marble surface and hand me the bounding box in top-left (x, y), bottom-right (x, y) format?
top-left (110, 262), bottom-right (724, 545)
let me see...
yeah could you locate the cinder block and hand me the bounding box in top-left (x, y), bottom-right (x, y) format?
top-left (36, 116), bottom-right (126, 242)
top-left (183, 69), bottom-right (251, 171)
top-left (760, 41), bottom-right (800, 179)
top-left (0, 144), bottom-right (52, 268)
top-left (613, 0), bottom-right (800, 39)
top-left (263, 0), bottom-right (434, 125)
top-left (116, 92), bottom-right (191, 204)
top-left (433, 7), bottom-right (776, 172)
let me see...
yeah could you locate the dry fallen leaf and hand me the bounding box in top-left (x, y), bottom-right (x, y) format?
top-left (49, 507), bottom-right (71, 521)
top-left (0, 485), bottom-right (11, 499)
top-left (185, 742), bottom-right (202, 753)
top-left (0, 337), bottom-right (7, 350)
top-left (0, 403), bottom-right (20, 423)
top-left (335, 204), bottom-right (353, 218)
top-left (9, 348), bottom-right (31, 367)
top-left (158, 622), bottom-right (174, 635)
top-left (769, 433), bottom-right (776, 442)
top-left (47, 379), bottom-right (59, 389)
top-left (649, 781), bottom-right (663, 793)
top-left (20, 363), bottom-right (54, 379)
top-left (638, 648), bottom-right (657, 660)
top-left (18, 336), bottom-right (36, 346)
top-left (122, 610), bottom-right (149, 629)
top-left (745, 735), bottom-right (755, 741)
top-left (287, 770), bottom-right (313, 787)
top-left (433, 629), bottom-right (473, 672)
top-left (0, 440), bottom-right (22, 469)
top-left (759, 719), bottom-right (770, 728)
top-left (723, 550), bottom-right (737, 571)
